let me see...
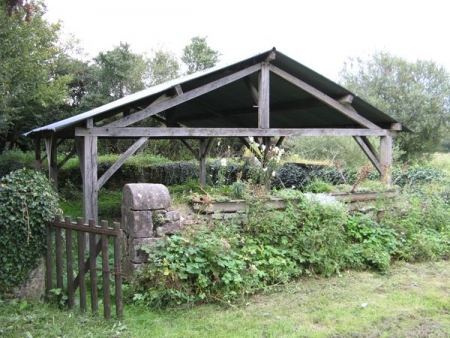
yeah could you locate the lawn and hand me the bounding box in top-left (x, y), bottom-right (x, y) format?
top-left (1, 260), bottom-right (449, 337)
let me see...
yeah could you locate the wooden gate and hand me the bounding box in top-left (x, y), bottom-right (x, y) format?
top-left (45, 216), bottom-right (123, 318)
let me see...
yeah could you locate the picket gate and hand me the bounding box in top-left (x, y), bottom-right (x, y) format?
top-left (45, 215), bottom-right (123, 318)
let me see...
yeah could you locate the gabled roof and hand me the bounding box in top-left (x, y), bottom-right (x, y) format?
top-left (25, 48), bottom-right (401, 138)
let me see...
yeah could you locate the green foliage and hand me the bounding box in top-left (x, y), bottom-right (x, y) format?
top-left (285, 136), bottom-right (370, 168)
top-left (344, 215), bottom-right (397, 272)
top-left (129, 193), bottom-right (354, 307)
top-left (0, 149), bottom-right (35, 177)
top-left (181, 36), bottom-right (220, 75)
top-left (339, 51), bottom-right (450, 160)
top-left (148, 49), bottom-right (180, 85)
top-left (303, 179), bottom-right (333, 193)
top-left (131, 222), bottom-right (248, 307)
top-left (0, 4), bottom-right (70, 151)
top-left (93, 42), bottom-right (150, 100)
top-left (0, 169), bottom-right (60, 292)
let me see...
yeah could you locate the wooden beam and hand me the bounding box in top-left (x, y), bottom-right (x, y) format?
top-left (80, 118), bottom-right (98, 221)
top-left (57, 146), bottom-right (77, 170)
top-left (199, 139), bottom-right (207, 187)
top-left (268, 65), bottom-right (382, 130)
top-left (353, 136), bottom-right (382, 174)
top-left (97, 137), bottom-right (149, 189)
top-left (258, 63), bottom-right (270, 129)
top-left (45, 136), bottom-right (58, 190)
top-left (244, 76), bottom-right (259, 104)
top-left (389, 123), bottom-right (402, 131)
top-left (76, 127), bottom-right (392, 138)
top-left (265, 50), bottom-right (276, 62)
top-left (174, 85), bottom-right (183, 95)
top-left (104, 64), bottom-right (262, 128)
top-left (380, 135), bottom-right (393, 184)
top-left (34, 137), bottom-right (42, 171)
top-left (82, 135), bottom-right (98, 222)
top-left (276, 136), bottom-right (285, 148)
top-left (338, 95), bottom-right (354, 105)
top-left (180, 139), bottom-right (198, 159)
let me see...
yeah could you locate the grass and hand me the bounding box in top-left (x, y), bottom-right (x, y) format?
top-left (431, 153), bottom-right (450, 174)
top-left (1, 261), bottom-right (449, 337)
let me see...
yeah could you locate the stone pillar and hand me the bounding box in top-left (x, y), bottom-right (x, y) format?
top-left (121, 183), bottom-right (181, 275)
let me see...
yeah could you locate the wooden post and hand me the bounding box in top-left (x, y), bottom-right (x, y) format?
top-left (34, 137), bottom-right (42, 171)
top-left (88, 219), bottom-right (98, 312)
top-left (65, 216), bottom-right (75, 309)
top-left (199, 138), bottom-right (207, 187)
top-left (113, 221), bottom-right (123, 317)
top-left (380, 134), bottom-right (393, 184)
top-left (258, 62), bottom-right (270, 129)
top-left (45, 135), bottom-right (58, 190)
top-left (76, 217), bottom-right (87, 311)
top-left (101, 220), bottom-right (111, 319)
top-left (81, 119), bottom-right (98, 223)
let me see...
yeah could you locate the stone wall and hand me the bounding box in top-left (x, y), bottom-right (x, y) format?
top-left (121, 183), bottom-right (181, 275)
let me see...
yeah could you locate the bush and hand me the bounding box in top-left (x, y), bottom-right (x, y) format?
top-left (0, 169), bottom-right (60, 292)
top-left (0, 150), bottom-right (35, 178)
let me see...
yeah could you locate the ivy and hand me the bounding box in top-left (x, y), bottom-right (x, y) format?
top-left (0, 169), bottom-right (60, 292)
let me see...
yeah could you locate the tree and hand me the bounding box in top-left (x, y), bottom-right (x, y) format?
top-left (94, 42), bottom-right (150, 99)
top-left (181, 36), bottom-right (220, 75)
top-left (148, 49), bottom-right (180, 85)
top-left (0, 1), bottom-right (70, 152)
top-left (2, 0), bottom-right (36, 22)
top-left (339, 52), bottom-right (450, 161)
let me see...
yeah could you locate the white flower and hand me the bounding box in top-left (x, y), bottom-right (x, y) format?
top-left (249, 136), bottom-right (254, 143)
top-left (274, 146), bottom-right (280, 153)
top-left (263, 167), bottom-right (268, 172)
top-left (272, 171), bottom-right (276, 177)
top-left (220, 158), bottom-right (227, 167)
top-left (217, 141), bottom-right (221, 146)
top-left (261, 144), bottom-right (266, 151)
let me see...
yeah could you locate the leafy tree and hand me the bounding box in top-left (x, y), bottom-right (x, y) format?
top-left (339, 52), bottom-right (450, 161)
top-left (93, 42), bottom-right (151, 99)
top-left (148, 49), bottom-right (180, 85)
top-left (2, 0), bottom-right (36, 22)
top-left (181, 36), bottom-right (220, 75)
top-left (0, 1), bottom-right (70, 151)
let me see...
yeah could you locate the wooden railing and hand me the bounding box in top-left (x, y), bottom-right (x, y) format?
top-left (45, 216), bottom-right (123, 318)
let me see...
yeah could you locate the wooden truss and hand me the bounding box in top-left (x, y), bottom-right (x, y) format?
top-left (34, 52), bottom-right (399, 222)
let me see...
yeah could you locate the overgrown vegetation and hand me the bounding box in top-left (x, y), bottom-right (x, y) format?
top-left (129, 169), bottom-right (450, 307)
top-left (0, 169), bottom-right (60, 292)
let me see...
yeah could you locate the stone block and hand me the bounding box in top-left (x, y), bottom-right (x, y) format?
top-left (123, 260), bottom-right (142, 276)
top-left (165, 210), bottom-right (180, 222)
top-left (156, 221), bottom-right (182, 237)
top-left (122, 183), bottom-right (171, 211)
top-left (121, 208), bottom-right (153, 238)
top-left (129, 237), bottom-right (162, 263)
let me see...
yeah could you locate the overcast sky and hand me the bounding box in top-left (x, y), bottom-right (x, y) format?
top-left (45, 0), bottom-right (450, 81)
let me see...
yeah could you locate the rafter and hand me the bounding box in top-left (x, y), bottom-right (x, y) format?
top-left (104, 63), bottom-right (262, 128)
top-left (269, 65), bottom-right (382, 130)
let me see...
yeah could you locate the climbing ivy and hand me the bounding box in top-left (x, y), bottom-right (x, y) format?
top-left (0, 169), bottom-right (60, 292)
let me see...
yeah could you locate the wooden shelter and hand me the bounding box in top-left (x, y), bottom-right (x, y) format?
top-left (25, 48), bottom-right (403, 222)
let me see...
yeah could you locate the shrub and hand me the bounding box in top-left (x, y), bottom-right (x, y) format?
top-left (0, 169), bottom-right (60, 292)
top-left (0, 150), bottom-right (35, 178)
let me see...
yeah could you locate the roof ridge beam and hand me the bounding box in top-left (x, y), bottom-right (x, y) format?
top-left (104, 63), bottom-right (262, 128)
top-left (268, 64), bottom-right (382, 130)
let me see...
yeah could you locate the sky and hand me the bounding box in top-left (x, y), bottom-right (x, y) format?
top-left (44, 0), bottom-right (450, 81)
